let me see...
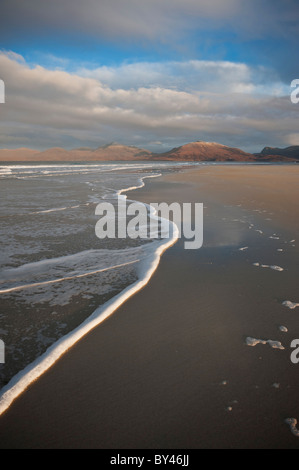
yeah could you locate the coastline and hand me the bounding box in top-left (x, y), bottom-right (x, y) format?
top-left (0, 164), bottom-right (299, 448)
top-left (0, 172), bottom-right (179, 417)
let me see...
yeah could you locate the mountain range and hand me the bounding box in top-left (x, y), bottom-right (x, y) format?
top-left (0, 142), bottom-right (298, 162)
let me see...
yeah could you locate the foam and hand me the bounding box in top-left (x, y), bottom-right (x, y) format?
top-left (282, 301), bottom-right (299, 310)
top-left (245, 337), bottom-right (285, 350)
top-left (29, 204), bottom-right (86, 215)
top-left (0, 173), bottom-right (180, 417)
top-left (253, 263), bottom-right (284, 272)
top-left (279, 326), bottom-right (288, 333)
top-left (117, 173), bottom-right (162, 197)
top-left (0, 259), bottom-right (140, 294)
top-left (0, 167), bottom-right (12, 176)
top-left (285, 418), bottom-right (299, 437)
top-left (270, 265), bottom-right (284, 271)
top-left (239, 247), bottom-right (248, 251)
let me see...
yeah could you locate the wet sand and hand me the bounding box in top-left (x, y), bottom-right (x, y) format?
top-left (0, 164), bottom-right (299, 449)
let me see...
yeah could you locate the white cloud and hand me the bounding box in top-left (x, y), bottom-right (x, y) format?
top-left (77, 60), bottom-right (289, 96)
top-left (284, 134), bottom-right (299, 146)
top-left (0, 51), bottom-right (296, 152)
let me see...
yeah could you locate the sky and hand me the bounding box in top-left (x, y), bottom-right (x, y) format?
top-left (0, 0), bottom-right (298, 153)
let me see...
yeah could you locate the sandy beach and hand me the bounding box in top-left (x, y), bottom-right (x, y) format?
top-left (0, 164), bottom-right (299, 449)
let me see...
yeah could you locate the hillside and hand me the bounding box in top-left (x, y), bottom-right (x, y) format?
top-left (151, 141), bottom-right (255, 161)
top-left (1, 141), bottom-right (298, 163)
top-left (0, 143), bottom-right (152, 162)
top-left (254, 146), bottom-right (299, 161)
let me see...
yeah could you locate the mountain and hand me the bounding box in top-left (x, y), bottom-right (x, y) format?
top-left (0, 143), bottom-right (152, 162)
top-left (0, 141), bottom-right (298, 163)
top-left (151, 141), bottom-right (255, 161)
top-left (254, 146), bottom-right (299, 161)
top-left (91, 143), bottom-right (152, 160)
top-left (0, 148), bottom-right (40, 161)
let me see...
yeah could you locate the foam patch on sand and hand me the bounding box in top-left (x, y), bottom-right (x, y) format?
top-left (279, 326), bottom-right (288, 333)
top-left (246, 337), bottom-right (285, 350)
top-left (282, 301), bottom-right (299, 309)
top-left (253, 263), bottom-right (284, 272)
top-left (285, 418), bottom-right (299, 437)
top-left (270, 265), bottom-right (284, 271)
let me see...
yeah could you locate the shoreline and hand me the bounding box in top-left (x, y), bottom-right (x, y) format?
top-left (0, 164), bottom-right (299, 448)
top-left (0, 172), bottom-right (179, 417)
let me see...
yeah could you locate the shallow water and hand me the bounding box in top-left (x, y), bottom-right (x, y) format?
top-left (0, 161), bottom-right (192, 389)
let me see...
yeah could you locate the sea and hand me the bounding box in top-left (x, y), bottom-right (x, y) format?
top-left (0, 161), bottom-right (194, 413)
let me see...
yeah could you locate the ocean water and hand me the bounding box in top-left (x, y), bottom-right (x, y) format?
top-left (0, 161), bottom-right (194, 413)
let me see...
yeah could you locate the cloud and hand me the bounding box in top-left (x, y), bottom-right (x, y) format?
top-left (1, 1), bottom-right (298, 81)
top-left (284, 134), bottom-right (299, 147)
top-left (1, 0), bottom-right (298, 43)
top-left (0, 51), bottom-right (297, 152)
top-left (77, 60), bottom-right (288, 96)
top-left (0, 0), bottom-right (242, 42)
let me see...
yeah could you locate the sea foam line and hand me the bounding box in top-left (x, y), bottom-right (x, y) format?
top-left (0, 259), bottom-right (140, 294)
top-left (245, 337), bottom-right (285, 350)
top-left (0, 172), bottom-right (179, 416)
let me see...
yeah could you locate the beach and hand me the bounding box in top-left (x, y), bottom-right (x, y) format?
top-left (0, 164), bottom-right (299, 449)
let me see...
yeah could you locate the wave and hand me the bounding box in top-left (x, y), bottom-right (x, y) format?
top-left (0, 162), bottom-right (196, 180)
top-left (0, 172), bottom-right (179, 416)
top-left (0, 259), bottom-right (140, 294)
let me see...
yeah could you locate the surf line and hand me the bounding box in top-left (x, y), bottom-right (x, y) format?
top-left (0, 260), bottom-right (140, 294)
top-left (0, 172), bottom-right (179, 416)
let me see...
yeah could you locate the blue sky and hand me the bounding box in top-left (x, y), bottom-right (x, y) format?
top-left (0, 0), bottom-right (298, 152)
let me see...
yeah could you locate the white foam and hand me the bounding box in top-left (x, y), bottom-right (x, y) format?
top-left (117, 173), bottom-right (162, 197)
top-left (239, 247), bottom-right (248, 251)
top-left (282, 301), bottom-right (299, 310)
top-left (279, 326), bottom-right (288, 333)
top-left (253, 263), bottom-right (284, 272)
top-left (0, 167), bottom-right (12, 176)
top-left (270, 265), bottom-right (284, 271)
top-left (246, 337), bottom-right (285, 350)
top-left (29, 204), bottom-right (85, 215)
top-left (0, 174), bottom-right (180, 417)
top-left (285, 418), bottom-right (299, 437)
top-left (0, 259), bottom-right (140, 294)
